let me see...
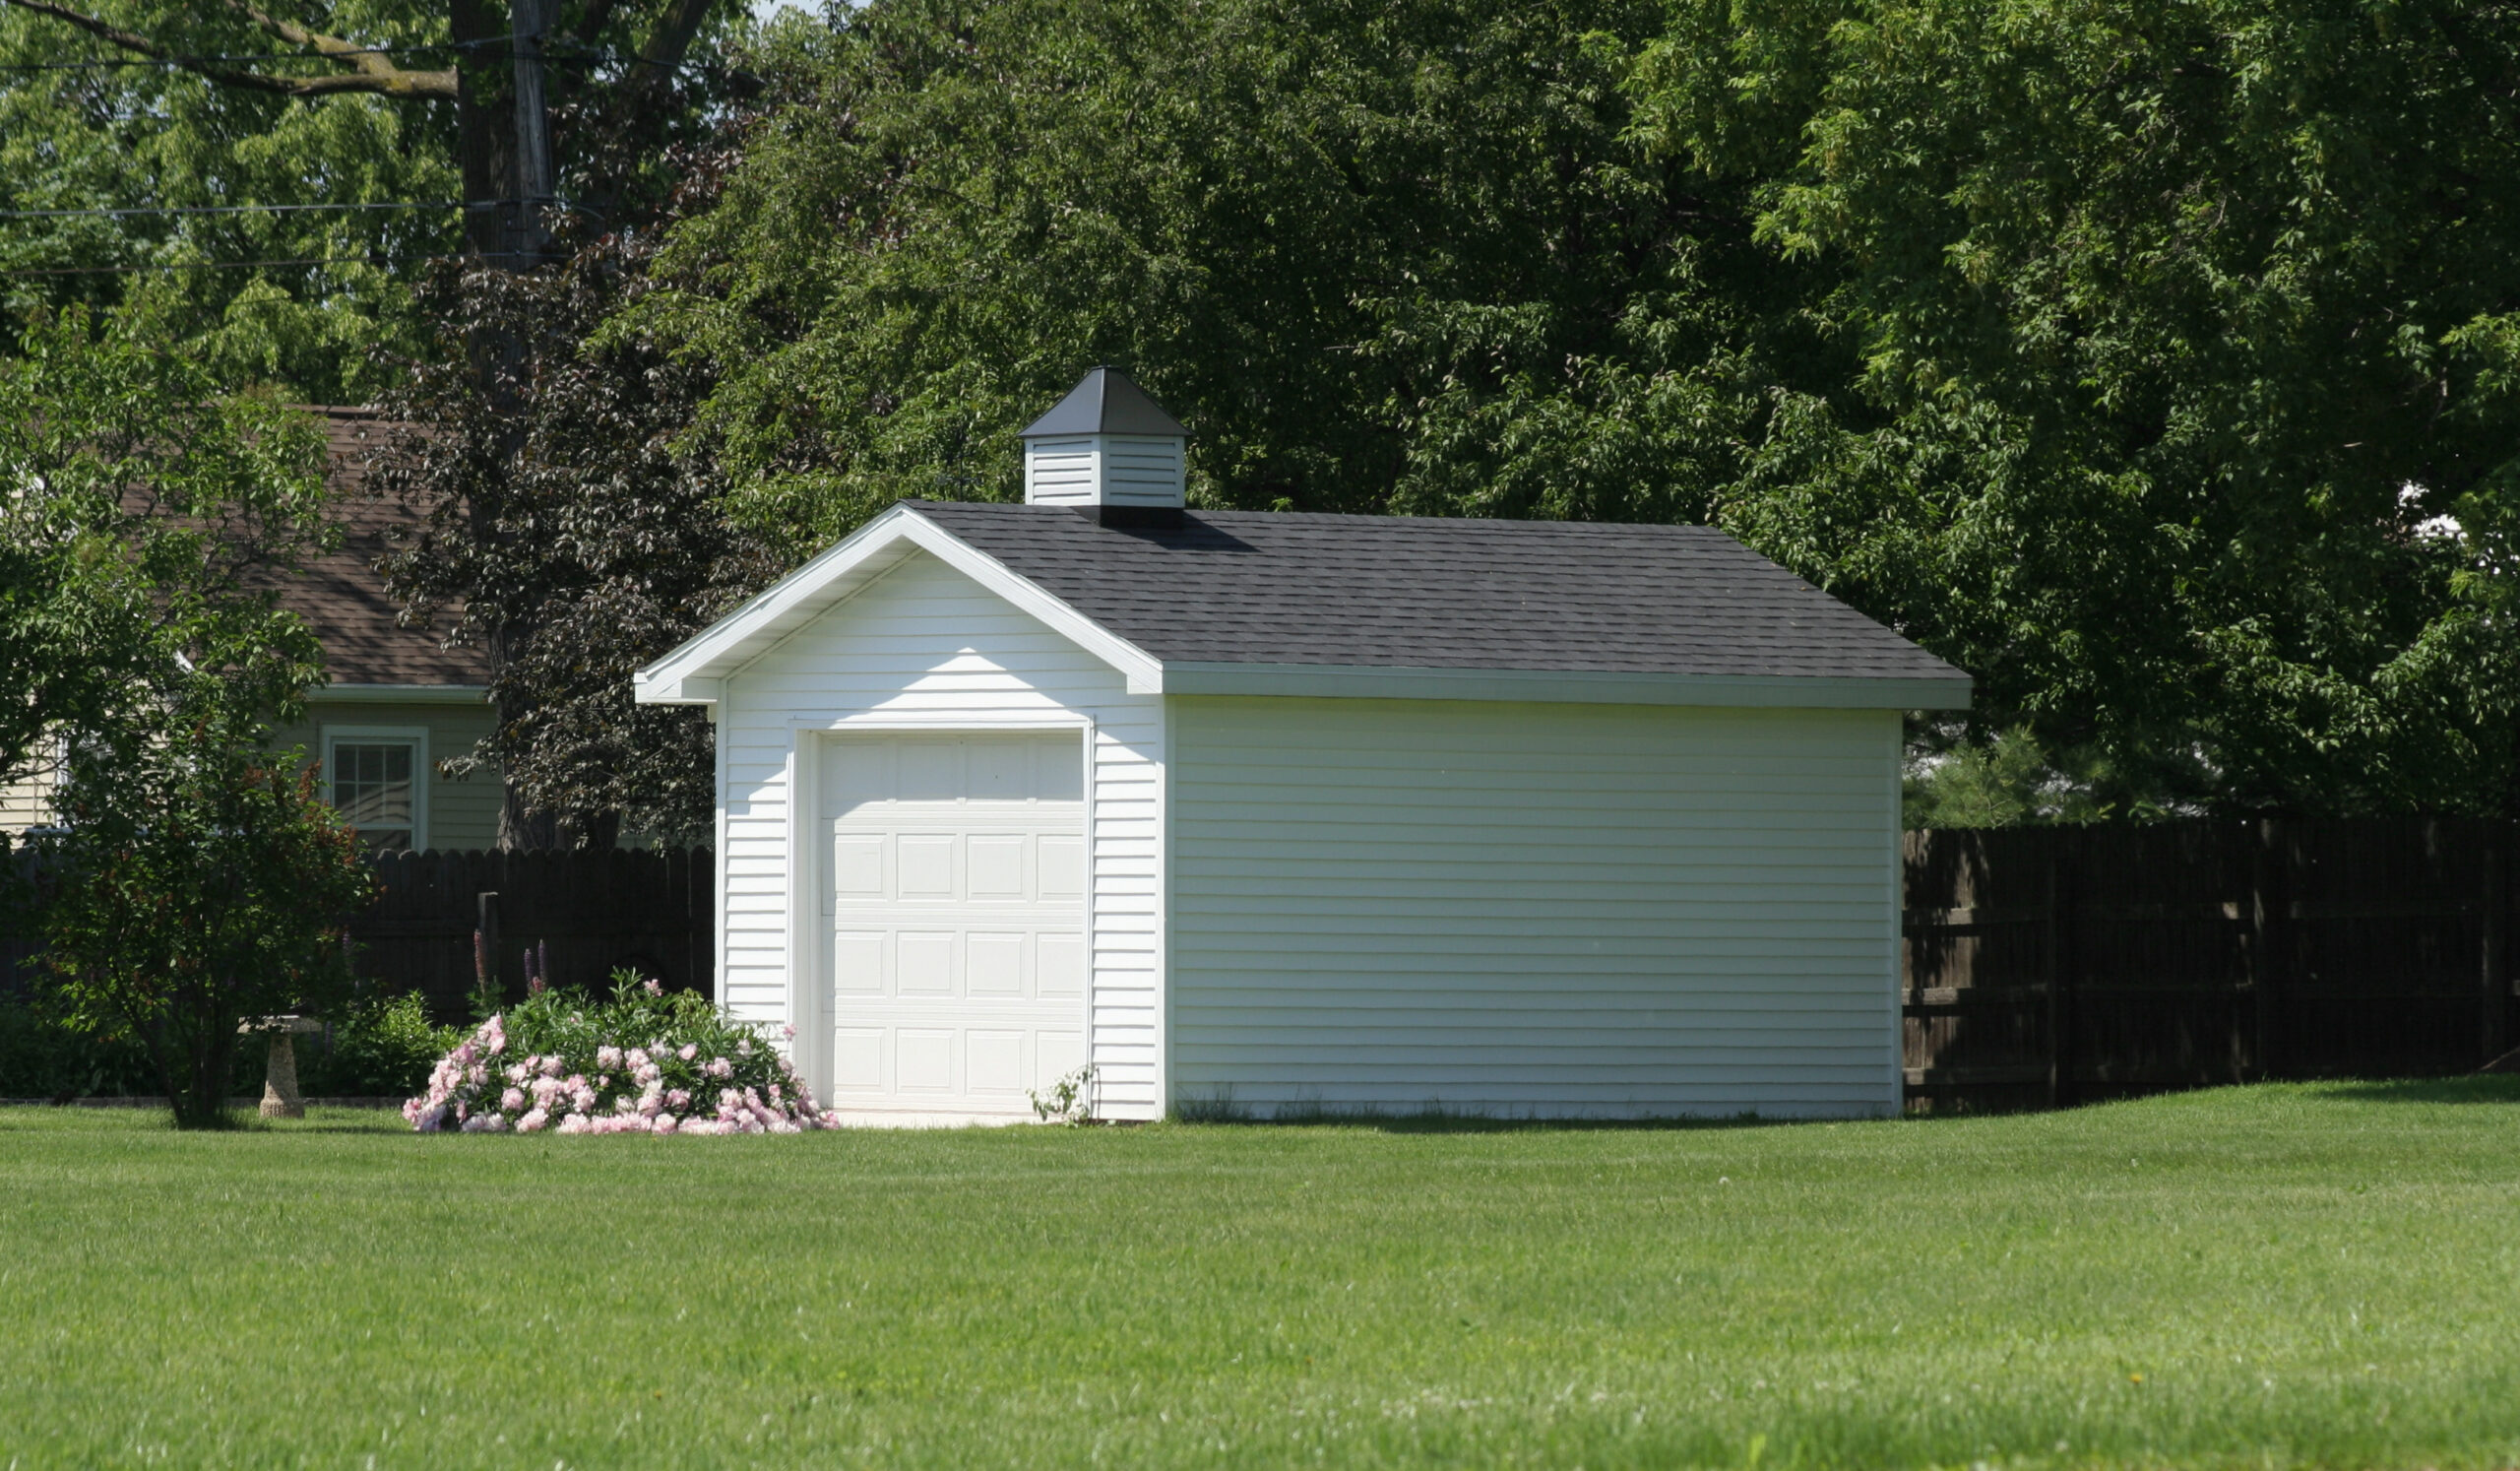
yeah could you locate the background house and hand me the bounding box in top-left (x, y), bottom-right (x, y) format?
top-left (636, 371), bottom-right (1972, 1123)
top-left (0, 408), bottom-right (497, 851)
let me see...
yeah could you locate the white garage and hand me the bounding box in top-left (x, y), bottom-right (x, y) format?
top-left (635, 369), bottom-right (1971, 1123)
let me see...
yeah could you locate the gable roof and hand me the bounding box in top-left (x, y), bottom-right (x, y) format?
top-left (277, 408), bottom-right (488, 692)
top-left (1018, 368), bottom-right (1190, 439)
top-left (636, 501), bottom-right (1970, 711)
top-left (912, 501), bottom-right (1956, 681)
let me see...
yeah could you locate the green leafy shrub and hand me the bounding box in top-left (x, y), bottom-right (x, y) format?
top-left (301, 993), bottom-right (459, 1100)
top-left (0, 999), bottom-right (163, 1100)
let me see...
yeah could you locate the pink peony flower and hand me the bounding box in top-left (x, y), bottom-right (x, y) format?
top-left (654, 1115), bottom-right (679, 1135)
top-left (626, 1049), bottom-right (650, 1069)
top-left (737, 1038), bottom-right (753, 1057)
top-left (782, 1023), bottom-right (796, 1040)
top-left (677, 1044), bottom-right (697, 1062)
top-left (666, 1088), bottom-right (691, 1110)
top-left (645, 978), bottom-right (662, 996)
top-left (554, 1115), bottom-right (588, 1135)
top-left (516, 1108), bottom-right (548, 1133)
top-left (538, 1055), bottom-right (564, 1078)
top-left (596, 1046), bottom-right (623, 1070)
top-left (500, 1087), bottom-right (526, 1114)
top-left (706, 1057), bottom-right (732, 1079)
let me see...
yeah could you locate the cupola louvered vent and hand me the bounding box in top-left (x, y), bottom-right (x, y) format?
top-left (1019, 367), bottom-right (1187, 514)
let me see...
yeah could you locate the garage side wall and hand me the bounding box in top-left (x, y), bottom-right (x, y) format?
top-left (718, 551), bottom-right (1166, 1119)
top-left (1168, 696), bottom-right (1902, 1119)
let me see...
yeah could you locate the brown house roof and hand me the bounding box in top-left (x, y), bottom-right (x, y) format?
top-left (298, 407), bottom-right (486, 688)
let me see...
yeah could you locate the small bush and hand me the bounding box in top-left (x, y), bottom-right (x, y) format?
top-left (302, 992), bottom-right (460, 1099)
top-left (0, 999), bottom-right (166, 1099)
top-left (404, 972), bottom-right (837, 1135)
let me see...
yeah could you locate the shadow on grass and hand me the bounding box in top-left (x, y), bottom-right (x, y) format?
top-left (2300, 1074), bottom-right (2520, 1106)
top-left (1168, 1106), bottom-right (1827, 1135)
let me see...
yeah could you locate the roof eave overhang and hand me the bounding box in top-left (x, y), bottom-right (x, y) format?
top-left (307, 682), bottom-right (491, 705)
top-left (632, 505), bottom-right (1165, 706)
top-left (1155, 662), bottom-right (1972, 710)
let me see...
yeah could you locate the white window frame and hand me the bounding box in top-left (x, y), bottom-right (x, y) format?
top-left (321, 724), bottom-right (430, 853)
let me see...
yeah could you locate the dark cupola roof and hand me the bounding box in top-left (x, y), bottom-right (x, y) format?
top-left (1017, 367), bottom-right (1189, 439)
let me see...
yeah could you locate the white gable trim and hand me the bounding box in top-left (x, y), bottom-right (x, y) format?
top-left (633, 505), bottom-right (1163, 706)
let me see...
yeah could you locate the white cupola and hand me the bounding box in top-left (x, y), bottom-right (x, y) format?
top-left (1019, 367), bottom-right (1188, 518)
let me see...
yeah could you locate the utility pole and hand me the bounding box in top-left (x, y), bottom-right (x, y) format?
top-left (509, 0), bottom-right (556, 264)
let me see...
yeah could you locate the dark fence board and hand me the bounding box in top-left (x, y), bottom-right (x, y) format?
top-left (353, 848), bottom-right (716, 1021)
top-left (1905, 819), bottom-right (2517, 1112)
top-left (1, 848), bottom-right (712, 1022)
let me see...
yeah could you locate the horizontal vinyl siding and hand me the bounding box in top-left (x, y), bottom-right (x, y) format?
top-left (0, 761), bottom-right (58, 835)
top-left (1169, 697), bottom-right (1899, 1119)
top-left (720, 549), bottom-right (1166, 1119)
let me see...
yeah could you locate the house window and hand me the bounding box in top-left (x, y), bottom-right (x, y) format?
top-left (324, 730), bottom-right (427, 851)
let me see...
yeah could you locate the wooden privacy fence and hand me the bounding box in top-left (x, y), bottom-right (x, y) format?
top-left (353, 849), bottom-right (714, 1020)
top-left (1904, 819), bottom-right (2513, 1112)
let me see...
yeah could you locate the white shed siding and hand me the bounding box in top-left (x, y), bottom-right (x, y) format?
top-left (1167, 696), bottom-right (1902, 1119)
top-left (716, 548), bottom-right (1166, 1119)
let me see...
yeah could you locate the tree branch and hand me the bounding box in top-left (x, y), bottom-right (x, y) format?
top-left (623, 0), bottom-right (715, 107)
top-left (1, 0), bottom-right (456, 98)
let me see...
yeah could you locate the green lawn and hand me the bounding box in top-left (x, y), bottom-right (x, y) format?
top-left (2, 1083), bottom-right (2516, 1469)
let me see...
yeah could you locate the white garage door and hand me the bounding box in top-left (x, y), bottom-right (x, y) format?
top-left (818, 731), bottom-right (1088, 1119)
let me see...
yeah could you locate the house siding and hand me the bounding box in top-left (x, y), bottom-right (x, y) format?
top-left (0, 755), bottom-right (60, 836)
top-left (3, 701), bottom-right (500, 848)
top-left (718, 549), bottom-right (1166, 1119)
top-left (1167, 696), bottom-right (1902, 1119)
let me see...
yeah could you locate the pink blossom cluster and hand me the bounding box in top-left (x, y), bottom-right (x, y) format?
top-left (402, 1009), bottom-right (841, 1136)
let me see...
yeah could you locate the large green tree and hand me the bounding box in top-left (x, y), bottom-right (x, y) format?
top-left (628, 0), bottom-right (2520, 818)
top-left (0, 306), bottom-right (334, 797)
top-left (1632, 0), bottom-right (2520, 815)
top-left (0, 0), bottom-right (758, 402)
top-left (0, 307), bottom-right (370, 1128)
top-left (634, 0), bottom-right (1775, 533)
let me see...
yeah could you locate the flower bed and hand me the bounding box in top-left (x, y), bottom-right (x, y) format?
top-left (403, 974), bottom-right (838, 1134)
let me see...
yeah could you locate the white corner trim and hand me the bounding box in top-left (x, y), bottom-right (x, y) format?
top-left (1155, 662), bottom-right (1974, 711)
top-left (632, 505), bottom-right (1164, 705)
top-left (310, 683), bottom-right (490, 705)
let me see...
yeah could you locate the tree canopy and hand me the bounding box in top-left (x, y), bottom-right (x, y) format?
top-left (624, 0), bottom-right (2520, 818)
top-left (0, 0), bottom-right (757, 402)
top-left (7, 0), bottom-right (2514, 824)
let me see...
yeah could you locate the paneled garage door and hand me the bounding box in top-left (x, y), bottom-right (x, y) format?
top-left (818, 731), bottom-right (1088, 1119)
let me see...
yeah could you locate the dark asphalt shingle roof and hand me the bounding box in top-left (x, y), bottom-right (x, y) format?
top-left (902, 501), bottom-right (1962, 682)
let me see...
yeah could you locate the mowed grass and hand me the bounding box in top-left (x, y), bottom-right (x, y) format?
top-left (2, 1083), bottom-right (2518, 1469)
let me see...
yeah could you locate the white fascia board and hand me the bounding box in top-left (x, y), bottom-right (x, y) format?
top-left (631, 504), bottom-right (1164, 706)
top-left (1156, 661), bottom-right (1974, 710)
top-left (309, 683), bottom-right (490, 705)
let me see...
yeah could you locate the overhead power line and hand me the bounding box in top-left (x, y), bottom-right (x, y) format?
top-left (0, 251), bottom-right (458, 274)
top-left (0, 251), bottom-right (548, 278)
top-left (0, 196), bottom-right (600, 222)
top-left (0, 201), bottom-right (463, 221)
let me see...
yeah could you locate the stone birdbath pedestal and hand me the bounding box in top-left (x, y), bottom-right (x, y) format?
top-left (239, 1016), bottom-right (324, 1119)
